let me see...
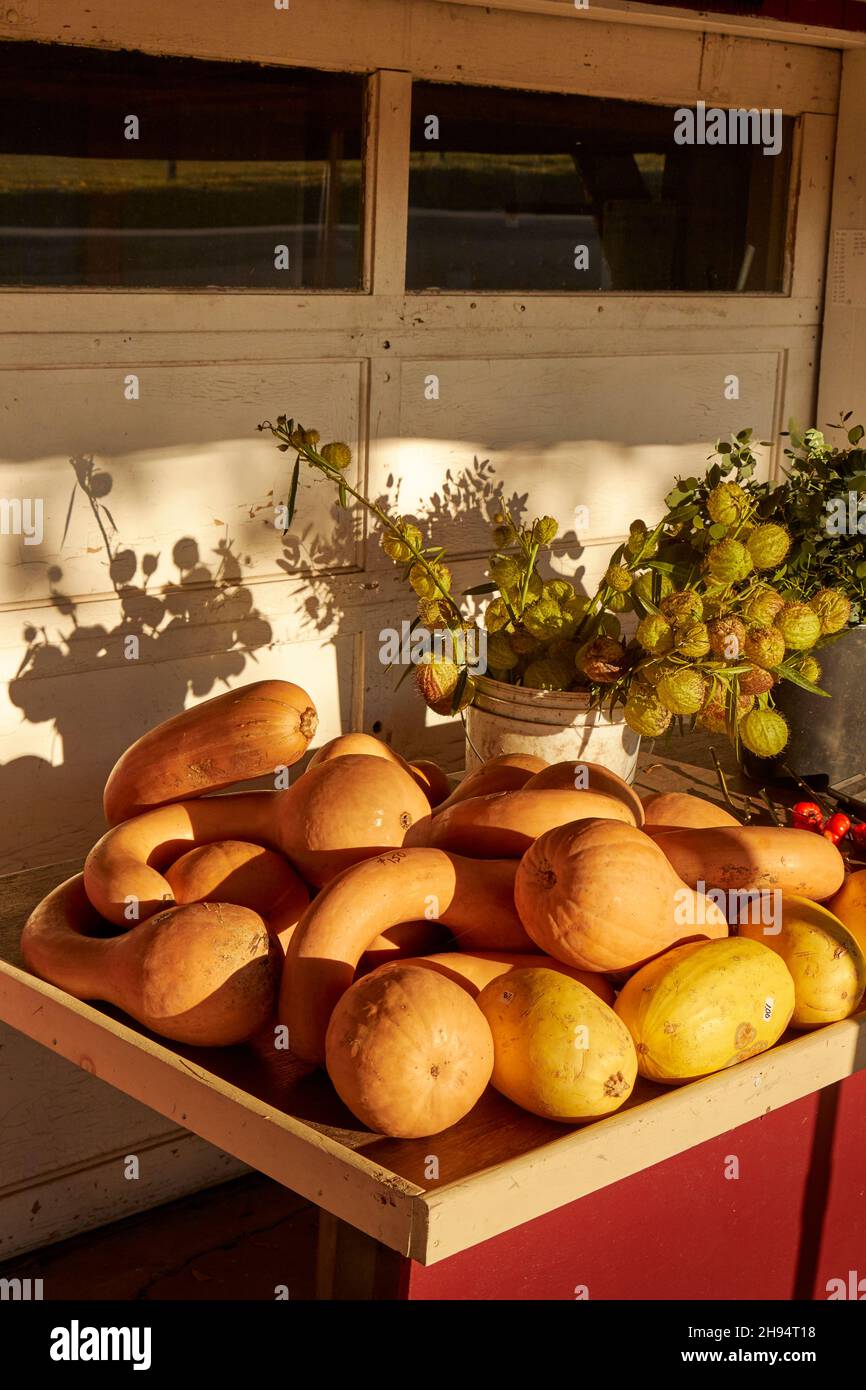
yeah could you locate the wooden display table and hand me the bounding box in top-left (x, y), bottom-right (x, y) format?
top-left (1, 752), bottom-right (864, 1300)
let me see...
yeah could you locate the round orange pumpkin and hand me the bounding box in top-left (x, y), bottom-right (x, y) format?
top-left (325, 963), bottom-right (494, 1137)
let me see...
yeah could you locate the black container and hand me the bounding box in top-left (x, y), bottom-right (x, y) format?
top-left (742, 626), bottom-right (866, 784)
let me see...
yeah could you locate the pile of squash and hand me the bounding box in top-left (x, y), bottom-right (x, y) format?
top-left (21, 678), bottom-right (866, 1140)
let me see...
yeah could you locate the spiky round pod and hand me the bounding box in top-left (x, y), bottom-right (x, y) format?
top-left (598, 613), bottom-right (622, 640)
top-left (777, 603), bottom-right (822, 651)
top-left (605, 565), bottom-right (633, 593)
top-left (636, 657), bottom-right (678, 689)
top-left (523, 598), bottom-right (566, 639)
top-left (697, 690), bottom-right (754, 734)
top-left (491, 525), bottom-right (512, 547)
top-left (746, 523), bottom-right (791, 571)
top-left (409, 564), bottom-right (438, 598)
top-left (742, 586), bottom-right (785, 626)
top-left (661, 590), bottom-right (703, 627)
top-left (484, 597), bottom-right (511, 633)
top-left (707, 481), bottom-right (749, 527)
top-left (381, 519), bottom-right (422, 563)
top-left (607, 590), bottom-right (632, 613)
top-left (320, 441), bottom-right (352, 470)
top-left (626, 522), bottom-right (658, 559)
top-left (485, 631), bottom-right (520, 671)
top-left (523, 656), bottom-right (574, 691)
top-left (543, 578), bottom-right (576, 605)
top-left (491, 555), bottom-right (521, 590)
top-left (809, 588), bottom-right (852, 635)
top-left (623, 684), bottom-right (673, 737)
top-left (656, 668), bottom-right (707, 716)
top-left (739, 708), bottom-right (789, 758)
top-left (707, 615), bottom-right (747, 660)
top-left (533, 516), bottom-right (558, 546)
top-left (744, 625), bottom-right (786, 669)
top-left (798, 655), bottom-right (822, 684)
top-left (632, 571), bottom-right (673, 608)
top-left (707, 538), bottom-right (751, 585)
top-left (636, 613), bottom-right (674, 655)
top-left (511, 629), bottom-right (540, 656)
top-left (676, 621), bottom-right (711, 659)
top-left (415, 656), bottom-right (473, 715)
top-left (417, 598), bottom-right (447, 628)
top-left (577, 637), bottom-right (626, 684)
top-left (738, 665), bottom-right (776, 696)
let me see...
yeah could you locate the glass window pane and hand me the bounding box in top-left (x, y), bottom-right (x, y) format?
top-left (0, 42), bottom-right (365, 289)
top-left (408, 82), bottom-right (793, 293)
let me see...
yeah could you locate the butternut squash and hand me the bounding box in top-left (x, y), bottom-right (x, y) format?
top-left (410, 758), bottom-right (452, 807)
top-left (354, 921), bottom-right (453, 975)
top-left (384, 950), bottom-right (615, 1004)
top-left (514, 819), bottom-right (728, 973)
top-left (21, 875), bottom-right (278, 1046)
top-left (325, 963), bottom-right (494, 1137)
top-left (524, 761), bottom-right (644, 826)
top-left (433, 753), bottom-right (547, 814)
top-left (615, 937), bottom-right (795, 1083)
top-left (405, 787), bottom-right (636, 857)
top-left (104, 680), bottom-right (317, 825)
top-left (280, 848), bottom-right (535, 1064)
top-left (164, 840), bottom-right (309, 956)
top-left (827, 870), bottom-right (866, 958)
top-left (642, 791), bottom-right (740, 831)
top-left (307, 733), bottom-right (449, 807)
top-left (649, 824), bottom-right (845, 901)
top-left (86, 755), bottom-right (431, 923)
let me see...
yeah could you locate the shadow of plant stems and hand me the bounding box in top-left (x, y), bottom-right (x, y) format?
top-left (2, 449), bottom-right (590, 870)
top-left (3, 455), bottom-right (274, 870)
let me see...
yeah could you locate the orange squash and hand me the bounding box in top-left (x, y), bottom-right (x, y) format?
top-left (385, 950), bottom-right (616, 1004)
top-left (325, 963), bottom-right (494, 1137)
top-left (164, 840), bottom-right (309, 956)
top-left (642, 791), bottom-right (740, 831)
top-left (410, 758), bottom-right (452, 807)
top-left (354, 921), bottom-right (453, 975)
top-left (21, 875), bottom-right (278, 1046)
top-left (85, 755), bottom-right (432, 923)
top-left (525, 761), bottom-right (644, 826)
top-left (433, 753), bottom-right (548, 814)
top-left (280, 847), bottom-right (535, 1064)
top-left (514, 818), bottom-right (728, 973)
top-left (406, 787), bottom-right (636, 857)
top-left (649, 824), bottom-right (845, 901)
top-left (104, 680), bottom-right (317, 825)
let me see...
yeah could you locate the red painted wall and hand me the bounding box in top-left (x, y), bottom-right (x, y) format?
top-left (407, 1069), bottom-right (866, 1300)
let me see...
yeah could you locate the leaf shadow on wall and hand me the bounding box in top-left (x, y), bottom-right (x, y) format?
top-left (2, 455), bottom-right (275, 871)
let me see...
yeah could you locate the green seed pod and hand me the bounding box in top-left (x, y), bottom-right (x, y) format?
top-left (607, 590), bottom-right (633, 613)
top-left (417, 597), bottom-right (446, 628)
top-left (632, 570), bottom-right (674, 608)
top-left (484, 597), bottom-right (511, 633)
top-left (661, 590), bottom-right (703, 627)
top-left (707, 538), bottom-right (751, 585)
top-left (809, 588), bottom-right (851, 635)
top-left (523, 655), bottom-right (573, 691)
top-left (707, 616), bottom-right (747, 660)
top-left (576, 637), bottom-right (625, 684)
top-left (707, 481), bottom-right (749, 527)
top-left (523, 598), bottom-right (565, 639)
top-left (381, 520), bottom-right (422, 563)
top-left (676, 621), bottom-right (711, 659)
top-left (797, 655), bottom-right (822, 684)
top-left (623, 684), bottom-right (673, 737)
top-left (605, 565), bottom-right (633, 593)
top-left (543, 578), bottom-right (576, 605)
top-left (511, 629), bottom-right (540, 656)
top-left (636, 613), bottom-right (674, 655)
top-left (485, 631), bottom-right (519, 671)
top-left (656, 667), bottom-right (707, 716)
top-left (697, 690), bottom-right (754, 735)
top-left (745, 524), bottom-right (791, 571)
top-left (491, 525), bottom-right (512, 548)
top-left (320, 441), bottom-right (352, 470)
top-left (598, 612), bottom-right (622, 640)
top-left (533, 516), bottom-right (558, 546)
top-left (776, 603), bottom-right (822, 651)
top-left (739, 708), bottom-right (789, 758)
top-left (742, 586), bottom-right (785, 626)
top-left (738, 665), bottom-right (776, 696)
top-left (626, 525), bottom-right (658, 559)
top-left (636, 657), bottom-right (678, 688)
top-left (491, 555), bottom-right (521, 590)
top-left (744, 625), bottom-right (786, 669)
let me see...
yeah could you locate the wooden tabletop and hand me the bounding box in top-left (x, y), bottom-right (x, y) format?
top-left (2, 748), bottom-right (864, 1265)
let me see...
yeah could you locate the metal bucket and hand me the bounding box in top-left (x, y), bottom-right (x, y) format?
top-left (465, 674), bottom-right (640, 781)
top-left (742, 626), bottom-right (866, 784)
